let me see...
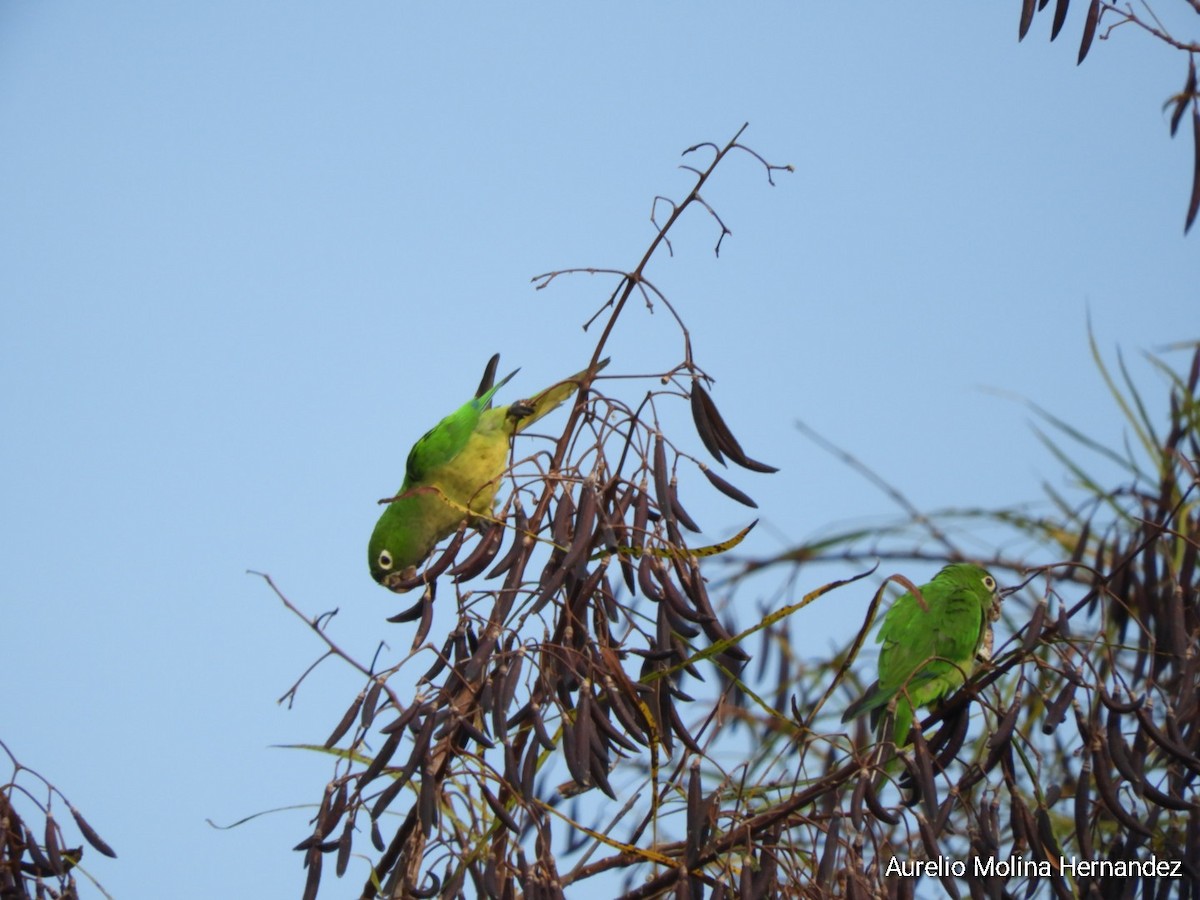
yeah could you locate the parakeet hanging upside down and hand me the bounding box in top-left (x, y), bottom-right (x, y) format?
top-left (368, 354), bottom-right (608, 588)
top-left (841, 563), bottom-right (1000, 747)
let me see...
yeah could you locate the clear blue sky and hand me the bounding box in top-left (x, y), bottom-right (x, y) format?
top-left (2, 4), bottom-right (1195, 897)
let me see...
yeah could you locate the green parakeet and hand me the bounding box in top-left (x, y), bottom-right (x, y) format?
top-left (368, 354), bottom-right (608, 588)
top-left (842, 563), bottom-right (1000, 747)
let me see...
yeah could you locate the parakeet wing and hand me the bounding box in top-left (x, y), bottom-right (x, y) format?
top-left (403, 368), bottom-right (519, 485)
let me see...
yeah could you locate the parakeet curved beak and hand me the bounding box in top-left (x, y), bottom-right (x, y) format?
top-left (381, 565), bottom-right (418, 589)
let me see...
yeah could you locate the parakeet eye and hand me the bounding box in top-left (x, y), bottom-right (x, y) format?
top-left (377, 549), bottom-right (393, 570)
top-left (982, 575), bottom-right (997, 591)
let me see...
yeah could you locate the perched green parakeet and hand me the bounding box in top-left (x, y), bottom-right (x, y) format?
top-left (368, 354), bottom-right (608, 588)
top-left (841, 563), bottom-right (1000, 747)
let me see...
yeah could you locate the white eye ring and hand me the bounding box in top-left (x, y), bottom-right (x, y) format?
top-left (983, 575), bottom-right (996, 591)
top-left (378, 550), bottom-right (393, 570)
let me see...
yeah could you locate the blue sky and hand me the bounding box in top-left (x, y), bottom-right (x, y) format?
top-left (2, 4), bottom-right (1196, 897)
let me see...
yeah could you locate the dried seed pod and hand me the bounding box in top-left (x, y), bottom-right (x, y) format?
top-left (552, 484), bottom-right (577, 546)
top-left (659, 568), bottom-right (705, 624)
top-left (370, 819), bottom-right (385, 852)
top-left (1135, 704), bottom-right (1200, 774)
top-left (386, 590), bottom-right (429, 624)
top-left (1077, 0), bottom-right (1099, 64)
top-left (688, 381), bottom-right (779, 473)
top-left (325, 694), bottom-right (364, 748)
top-left (1042, 679), bottom-right (1076, 735)
top-left (817, 814), bottom-right (841, 886)
top-left (449, 520), bottom-right (506, 582)
top-left (531, 702), bottom-right (556, 751)
top-left (908, 735), bottom-right (939, 816)
top-left (631, 480), bottom-right (651, 555)
top-left (417, 766), bottom-right (438, 837)
top-left (1091, 745), bottom-right (1154, 838)
top-left (482, 785), bottom-right (521, 834)
top-left (418, 636), bottom-right (452, 684)
top-left (1018, 0), bottom-right (1035, 40)
top-left (359, 732), bottom-right (403, 788)
top-left (928, 703), bottom-right (971, 771)
top-left (1139, 775), bottom-right (1199, 812)
top-left (690, 379), bottom-right (727, 464)
top-left (68, 804), bottom-right (116, 859)
top-left (23, 824), bottom-right (53, 875)
top-left (701, 465), bottom-right (758, 508)
top-left (685, 761), bottom-right (703, 862)
top-left (1074, 762), bottom-right (1094, 860)
top-left (520, 742), bottom-right (538, 798)
top-left (1097, 686), bottom-right (1143, 715)
top-left (335, 818), bottom-right (354, 877)
top-left (984, 697), bottom-right (1022, 774)
top-left (487, 499), bottom-right (530, 579)
top-left (412, 587), bottom-right (436, 649)
top-left (1050, 0), bottom-right (1069, 40)
top-left (595, 490), bottom-right (623, 555)
top-left (849, 771), bottom-right (868, 831)
top-left (1021, 601), bottom-right (1047, 653)
top-left (361, 680), bottom-right (384, 730)
top-left (587, 747), bottom-right (617, 800)
top-left (559, 483), bottom-right (598, 572)
top-left (637, 554), bottom-right (664, 602)
top-left (1105, 707), bottom-right (1140, 784)
top-left (562, 719), bottom-right (591, 791)
top-left (498, 651), bottom-right (525, 711)
top-left (454, 714), bottom-right (494, 749)
top-left (603, 681), bottom-right (651, 746)
top-left (43, 814), bottom-right (65, 876)
top-left (369, 773), bottom-right (407, 823)
top-left (669, 702), bottom-right (703, 753)
top-left (384, 700), bottom-right (427, 734)
top-left (589, 699), bottom-right (640, 754)
top-left (668, 479), bottom-right (702, 532)
top-left (652, 434), bottom-right (673, 523)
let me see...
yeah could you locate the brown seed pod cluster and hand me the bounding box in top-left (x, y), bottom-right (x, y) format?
top-left (0, 743), bottom-right (117, 899)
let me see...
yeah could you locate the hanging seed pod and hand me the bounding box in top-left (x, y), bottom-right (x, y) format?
top-left (1077, 0), bottom-right (1099, 64)
top-left (411, 588), bottom-right (436, 649)
top-left (335, 818), bottom-right (354, 877)
top-left (325, 694), bottom-right (365, 748)
top-left (387, 586), bottom-right (430, 624)
top-left (417, 766), bottom-right (438, 837)
top-left (488, 499), bottom-right (529, 579)
top-left (449, 520), bottom-right (506, 582)
top-left (688, 381), bottom-right (779, 473)
top-left (482, 785), bottom-right (521, 835)
top-left (700, 465), bottom-right (758, 508)
top-left (1021, 601), bottom-right (1047, 653)
top-left (668, 478), bottom-right (702, 532)
top-left (359, 732), bottom-right (403, 789)
top-left (1050, 0), bottom-right (1069, 40)
top-left (560, 483), bottom-right (598, 573)
top-left (379, 700), bottom-right (423, 736)
top-left (690, 379), bottom-right (727, 464)
top-left (68, 805), bottom-right (116, 859)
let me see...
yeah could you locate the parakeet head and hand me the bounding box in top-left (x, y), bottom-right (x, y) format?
top-left (368, 499), bottom-right (429, 587)
top-left (936, 563), bottom-right (997, 591)
top-left (368, 530), bottom-right (415, 586)
top-left (937, 563), bottom-right (1003, 626)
